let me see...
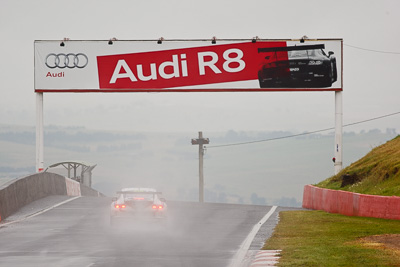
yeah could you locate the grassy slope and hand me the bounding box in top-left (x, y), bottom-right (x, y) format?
top-left (317, 135), bottom-right (400, 196)
top-left (263, 210), bottom-right (400, 266)
top-left (262, 136), bottom-right (400, 265)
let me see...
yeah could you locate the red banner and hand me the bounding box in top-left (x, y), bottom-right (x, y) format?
top-left (97, 42), bottom-right (287, 89)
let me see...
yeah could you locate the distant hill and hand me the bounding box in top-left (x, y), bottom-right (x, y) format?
top-left (317, 136), bottom-right (400, 196)
top-left (1, 124), bottom-right (398, 206)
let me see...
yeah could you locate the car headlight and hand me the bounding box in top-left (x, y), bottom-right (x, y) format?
top-left (308, 60), bottom-right (323, 65)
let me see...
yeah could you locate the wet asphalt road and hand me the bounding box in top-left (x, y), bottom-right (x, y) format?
top-left (0, 197), bottom-right (285, 267)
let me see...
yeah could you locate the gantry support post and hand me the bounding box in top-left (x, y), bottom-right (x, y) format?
top-left (36, 92), bottom-right (44, 172)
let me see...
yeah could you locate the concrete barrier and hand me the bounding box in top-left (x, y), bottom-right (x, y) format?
top-left (0, 172), bottom-right (103, 222)
top-left (303, 185), bottom-right (400, 220)
top-left (80, 183), bottom-right (104, 197)
top-left (65, 177), bottom-right (81, 196)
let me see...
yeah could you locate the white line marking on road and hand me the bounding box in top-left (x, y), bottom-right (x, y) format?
top-left (0, 196), bottom-right (81, 228)
top-left (229, 205), bottom-right (278, 267)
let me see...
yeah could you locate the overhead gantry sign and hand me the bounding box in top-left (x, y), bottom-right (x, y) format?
top-left (35, 39), bottom-right (342, 92)
top-left (34, 38), bottom-right (343, 174)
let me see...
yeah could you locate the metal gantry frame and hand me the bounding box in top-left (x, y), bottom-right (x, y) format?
top-left (35, 93), bottom-right (344, 179)
top-left (35, 38), bottom-right (344, 198)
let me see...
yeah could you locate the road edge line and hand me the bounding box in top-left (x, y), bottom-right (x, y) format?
top-left (0, 196), bottom-right (81, 228)
top-left (229, 205), bottom-right (278, 267)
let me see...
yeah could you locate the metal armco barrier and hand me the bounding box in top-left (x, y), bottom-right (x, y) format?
top-left (303, 185), bottom-right (400, 220)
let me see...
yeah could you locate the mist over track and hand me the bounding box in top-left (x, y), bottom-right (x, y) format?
top-left (0, 197), bottom-right (301, 267)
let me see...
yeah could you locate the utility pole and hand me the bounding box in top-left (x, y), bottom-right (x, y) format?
top-left (191, 131), bottom-right (209, 203)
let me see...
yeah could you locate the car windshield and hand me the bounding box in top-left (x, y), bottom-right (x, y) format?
top-left (288, 49), bottom-right (326, 58)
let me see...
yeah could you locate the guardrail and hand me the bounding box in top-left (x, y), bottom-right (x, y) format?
top-left (302, 185), bottom-right (400, 220)
top-left (0, 172), bottom-right (103, 222)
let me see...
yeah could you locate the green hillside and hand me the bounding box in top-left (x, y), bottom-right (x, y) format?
top-left (317, 135), bottom-right (400, 196)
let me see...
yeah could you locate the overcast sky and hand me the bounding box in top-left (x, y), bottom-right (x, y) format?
top-left (1, 0), bottom-right (399, 134)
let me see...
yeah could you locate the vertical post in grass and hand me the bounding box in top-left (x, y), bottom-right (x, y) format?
top-left (335, 91), bottom-right (343, 175)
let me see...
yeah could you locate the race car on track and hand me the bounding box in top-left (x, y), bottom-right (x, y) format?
top-left (257, 44), bottom-right (337, 88)
top-left (110, 187), bottom-right (167, 225)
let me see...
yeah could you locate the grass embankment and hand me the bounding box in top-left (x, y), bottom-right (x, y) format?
top-left (263, 210), bottom-right (400, 266)
top-left (262, 136), bottom-right (400, 265)
top-left (317, 135), bottom-right (400, 196)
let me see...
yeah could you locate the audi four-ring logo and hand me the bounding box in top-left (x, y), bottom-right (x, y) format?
top-left (45, 53), bottom-right (88, 69)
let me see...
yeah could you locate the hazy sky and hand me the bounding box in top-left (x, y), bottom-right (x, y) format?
top-left (1, 0), bottom-right (399, 134)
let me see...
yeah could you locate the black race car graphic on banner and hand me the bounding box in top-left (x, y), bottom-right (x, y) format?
top-left (257, 44), bottom-right (337, 88)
